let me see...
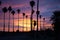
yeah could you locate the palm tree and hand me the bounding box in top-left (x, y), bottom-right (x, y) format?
top-left (17, 9), bottom-right (20, 31)
top-left (2, 7), bottom-right (7, 32)
top-left (8, 6), bottom-right (12, 32)
top-left (23, 13), bottom-right (25, 32)
top-left (30, 0), bottom-right (35, 31)
top-left (11, 10), bottom-right (15, 32)
top-left (26, 15), bottom-right (28, 31)
top-left (39, 15), bottom-right (42, 30)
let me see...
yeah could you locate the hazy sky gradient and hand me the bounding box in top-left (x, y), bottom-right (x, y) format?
top-left (0, 0), bottom-right (60, 31)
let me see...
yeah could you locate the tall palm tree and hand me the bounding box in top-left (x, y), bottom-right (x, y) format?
top-left (23, 13), bottom-right (25, 32)
top-left (17, 9), bottom-right (20, 31)
top-left (39, 15), bottom-right (42, 30)
top-left (30, 0), bottom-right (35, 31)
top-left (2, 7), bottom-right (7, 32)
top-left (8, 6), bottom-right (12, 32)
top-left (11, 10), bottom-right (15, 32)
top-left (26, 15), bottom-right (28, 31)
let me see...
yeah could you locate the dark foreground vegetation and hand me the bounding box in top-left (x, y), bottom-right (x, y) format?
top-left (0, 29), bottom-right (55, 40)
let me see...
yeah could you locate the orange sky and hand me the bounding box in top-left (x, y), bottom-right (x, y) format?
top-left (0, 0), bottom-right (60, 32)
top-left (0, 16), bottom-right (52, 32)
top-left (0, 11), bottom-right (52, 32)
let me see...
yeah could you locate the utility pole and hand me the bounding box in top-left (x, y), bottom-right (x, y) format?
top-left (36, 0), bottom-right (40, 31)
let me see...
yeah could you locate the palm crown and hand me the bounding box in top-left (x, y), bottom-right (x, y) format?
top-left (17, 9), bottom-right (20, 14)
top-left (8, 6), bottom-right (12, 12)
top-left (2, 7), bottom-right (7, 13)
top-left (11, 10), bottom-right (15, 15)
top-left (30, 1), bottom-right (35, 8)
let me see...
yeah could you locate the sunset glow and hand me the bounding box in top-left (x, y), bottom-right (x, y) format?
top-left (0, 0), bottom-right (59, 32)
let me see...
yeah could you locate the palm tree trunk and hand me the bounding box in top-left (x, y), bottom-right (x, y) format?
top-left (30, 8), bottom-right (33, 31)
top-left (37, 13), bottom-right (38, 31)
top-left (13, 15), bottom-right (14, 32)
top-left (18, 14), bottom-right (19, 31)
top-left (43, 19), bottom-right (45, 30)
top-left (30, 14), bottom-right (32, 31)
top-left (26, 18), bottom-right (27, 31)
top-left (23, 16), bottom-right (24, 32)
top-left (3, 13), bottom-right (5, 32)
top-left (8, 12), bottom-right (10, 32)
top-left (43, 20), bottom-right (44, 30)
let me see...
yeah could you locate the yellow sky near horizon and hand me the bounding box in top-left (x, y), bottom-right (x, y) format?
top-left (0, 18), bottom-right (51, 31)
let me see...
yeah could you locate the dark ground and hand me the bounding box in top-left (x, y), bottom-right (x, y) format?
top-left (0, 30), bottom-right (55, 40)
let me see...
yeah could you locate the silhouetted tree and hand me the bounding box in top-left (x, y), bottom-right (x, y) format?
top-left (26, 15), bottom-right (28, 31)
top-left (8, 6), bottom-right (12, 32)
top-left (11, 10), bottom-right (15, 32)
top-left (30, 0), bottom-right (35, 31)
top-left (23, 13), bottom-right (25, 32)
top-left (17, 9), bottom-right (20, 31)
top-left (51, 11), bottom-right (60, 40)
top-left (2, 7), bottom-right (7, 32)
